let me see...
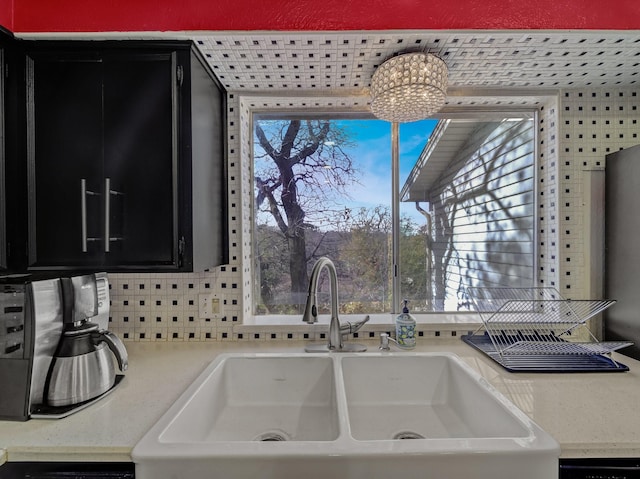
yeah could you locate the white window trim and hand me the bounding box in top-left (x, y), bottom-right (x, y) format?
top-left (238, 93), bottom-right (554, 327)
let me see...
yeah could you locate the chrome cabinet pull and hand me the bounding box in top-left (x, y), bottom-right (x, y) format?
top-left (104, 177), bottom-right (110, 253)
top-left (104, 177), bottom-right (124, 253)
top-left (81, 179), bottom-right (88, 252)
top-left (81, 179), bottom-right (100, 252)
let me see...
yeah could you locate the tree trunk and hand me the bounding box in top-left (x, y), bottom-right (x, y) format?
top-left (288, 232), bottom-right (309, 310)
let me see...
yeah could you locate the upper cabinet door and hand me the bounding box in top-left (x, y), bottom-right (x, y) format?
top-left (21, 41), bottom-right (227, 273)
top-left (102, 53), bottom-right (178, 267)
top-left (27, 53), bottom-right (104, 268)
top-left (0, 46), bottom-right (6, 271)
top-left (26, 49), bottom-right (180, 271)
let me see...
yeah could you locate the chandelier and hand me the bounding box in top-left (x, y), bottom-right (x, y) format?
top-left (370, 52), bottom-right (448, 123)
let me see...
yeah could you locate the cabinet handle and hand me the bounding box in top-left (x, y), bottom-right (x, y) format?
top-left (81, 179), bottom-right (100, 252)
top-left (104, 178), bottom-right (124, 253)
top-left (104, 177), bottom-right (110, 253)
top-left (81, 179), bottom-right (88, 252)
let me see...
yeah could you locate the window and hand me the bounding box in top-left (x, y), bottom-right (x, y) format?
top-left (253, 113), bottom-right (536, 316)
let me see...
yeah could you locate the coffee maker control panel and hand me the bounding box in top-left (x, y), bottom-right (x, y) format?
top-left (0, 284), bottom-right (25, 359)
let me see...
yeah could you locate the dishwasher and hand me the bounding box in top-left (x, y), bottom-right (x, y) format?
top-left (560, 458), bottom-right (640, 478)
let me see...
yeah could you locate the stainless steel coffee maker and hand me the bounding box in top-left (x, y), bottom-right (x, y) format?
top-left (0, 273), bottom-right (127, 421)
top-left (45, 275), bottom-right (128, 408)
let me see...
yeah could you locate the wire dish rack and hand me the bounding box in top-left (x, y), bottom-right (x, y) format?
top-left (462, 287), bottom-right (633, 372)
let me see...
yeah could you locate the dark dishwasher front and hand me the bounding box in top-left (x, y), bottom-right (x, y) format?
top-left (560, 458), bottom-right (640, 479)
top-left (0, 462), bottom-right (135, 479)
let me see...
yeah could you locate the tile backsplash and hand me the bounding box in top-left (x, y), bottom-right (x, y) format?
top-left (556, 88), bottom-right (640, 298)
top-left (108, 270), bottom-right (241, 342)
top-left (107, 86), bottom-right (640, 342)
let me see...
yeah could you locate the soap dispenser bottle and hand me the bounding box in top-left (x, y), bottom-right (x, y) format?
top-left (395, 299), bottom-right (416, 349)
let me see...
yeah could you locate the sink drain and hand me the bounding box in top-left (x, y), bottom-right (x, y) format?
top-left (253, 430), bottom-right (291, 442)
top-left (392, 431), bottom-right (426, 440)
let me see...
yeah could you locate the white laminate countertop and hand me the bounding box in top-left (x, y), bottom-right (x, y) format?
top-left (1, 339), bottom-right (640, 464)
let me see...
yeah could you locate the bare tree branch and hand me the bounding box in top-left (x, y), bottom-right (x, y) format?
top-left (256, 177), bottom-right (289, 235)
top-left (254, 119), bottom-right (358, 300)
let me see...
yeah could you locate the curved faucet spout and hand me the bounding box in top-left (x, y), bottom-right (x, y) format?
top-left (302, 257), bottom-right (367, 353)
top-left (302, 257), bottom-right (339, 325)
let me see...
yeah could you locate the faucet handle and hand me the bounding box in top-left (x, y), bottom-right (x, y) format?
top-left (340, 315), bottom-right (370, 337)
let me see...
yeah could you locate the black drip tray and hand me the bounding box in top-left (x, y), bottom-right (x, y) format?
top-left (31, 375), bottom-right (125, 419)
top-left (462, 334), bottom-right (629, 372)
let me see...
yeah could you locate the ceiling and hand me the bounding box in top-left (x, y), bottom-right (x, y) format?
top-left (191, 30), bottom-right (640, 99)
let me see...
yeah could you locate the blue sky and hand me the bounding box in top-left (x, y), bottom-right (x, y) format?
top-left (336, 118), bottom-right (438, 224)
top-left (254, 118), bottom-right (438, 227)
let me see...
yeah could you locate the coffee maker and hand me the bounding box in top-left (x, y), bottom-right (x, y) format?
top-left (0, 273), bottom-right (127, 421)
top-left (46, 275), bottom-right (128, 407)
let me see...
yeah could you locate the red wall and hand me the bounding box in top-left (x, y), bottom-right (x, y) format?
top-left (10, 0), bottom-right (640, 32)
top-left (0, 0), bottom-right (13, 31)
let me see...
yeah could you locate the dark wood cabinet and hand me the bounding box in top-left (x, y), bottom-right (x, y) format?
top-left (0, 39), bottom-right (6, 271)
top-left (0, 27), bottom-right (14, 272)
top-left (28, 53), bottom-right (105, 268)
top-left (22, 41), bottom-right (227, 272)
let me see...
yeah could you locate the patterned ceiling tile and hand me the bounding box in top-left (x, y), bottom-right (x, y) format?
top-left (191, 31), bottom-right (640, 94)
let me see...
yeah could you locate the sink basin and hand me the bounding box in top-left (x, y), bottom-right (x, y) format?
top-left (134, 352), bottom-right (559, 479)
top-left (159, 355), bottom-right (339, 442)
top-left (342, 355), bottom-right (528, 440)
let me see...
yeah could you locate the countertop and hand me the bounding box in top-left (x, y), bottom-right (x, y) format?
top-left (1, 339), bottom-right (640, 464)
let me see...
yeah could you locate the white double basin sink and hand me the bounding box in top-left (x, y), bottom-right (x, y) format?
top-left (133, 352), bottom-right (559, 479)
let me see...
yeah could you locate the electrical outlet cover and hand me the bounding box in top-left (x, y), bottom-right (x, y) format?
top-left (199, 294), bottom-right (221, 318)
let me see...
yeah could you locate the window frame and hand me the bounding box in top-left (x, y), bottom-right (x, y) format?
top-left (250, 109), bottom-right (539, 318)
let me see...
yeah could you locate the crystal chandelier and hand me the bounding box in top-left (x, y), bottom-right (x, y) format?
top-left (370, 52), bottom-right (448, 123)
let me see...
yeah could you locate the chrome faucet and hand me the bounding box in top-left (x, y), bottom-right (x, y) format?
top-left (302, 257), bottom-right (369, 352)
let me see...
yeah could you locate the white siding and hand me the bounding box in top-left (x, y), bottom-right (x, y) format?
top-left (428, 119), bottom-right (535, 306)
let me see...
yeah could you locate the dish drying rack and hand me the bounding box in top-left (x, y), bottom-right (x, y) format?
top-left (462, 287), bottom-right (633, 372)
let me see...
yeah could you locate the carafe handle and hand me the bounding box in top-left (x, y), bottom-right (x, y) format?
top-left (96, 330), bottom-right (129, 372)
